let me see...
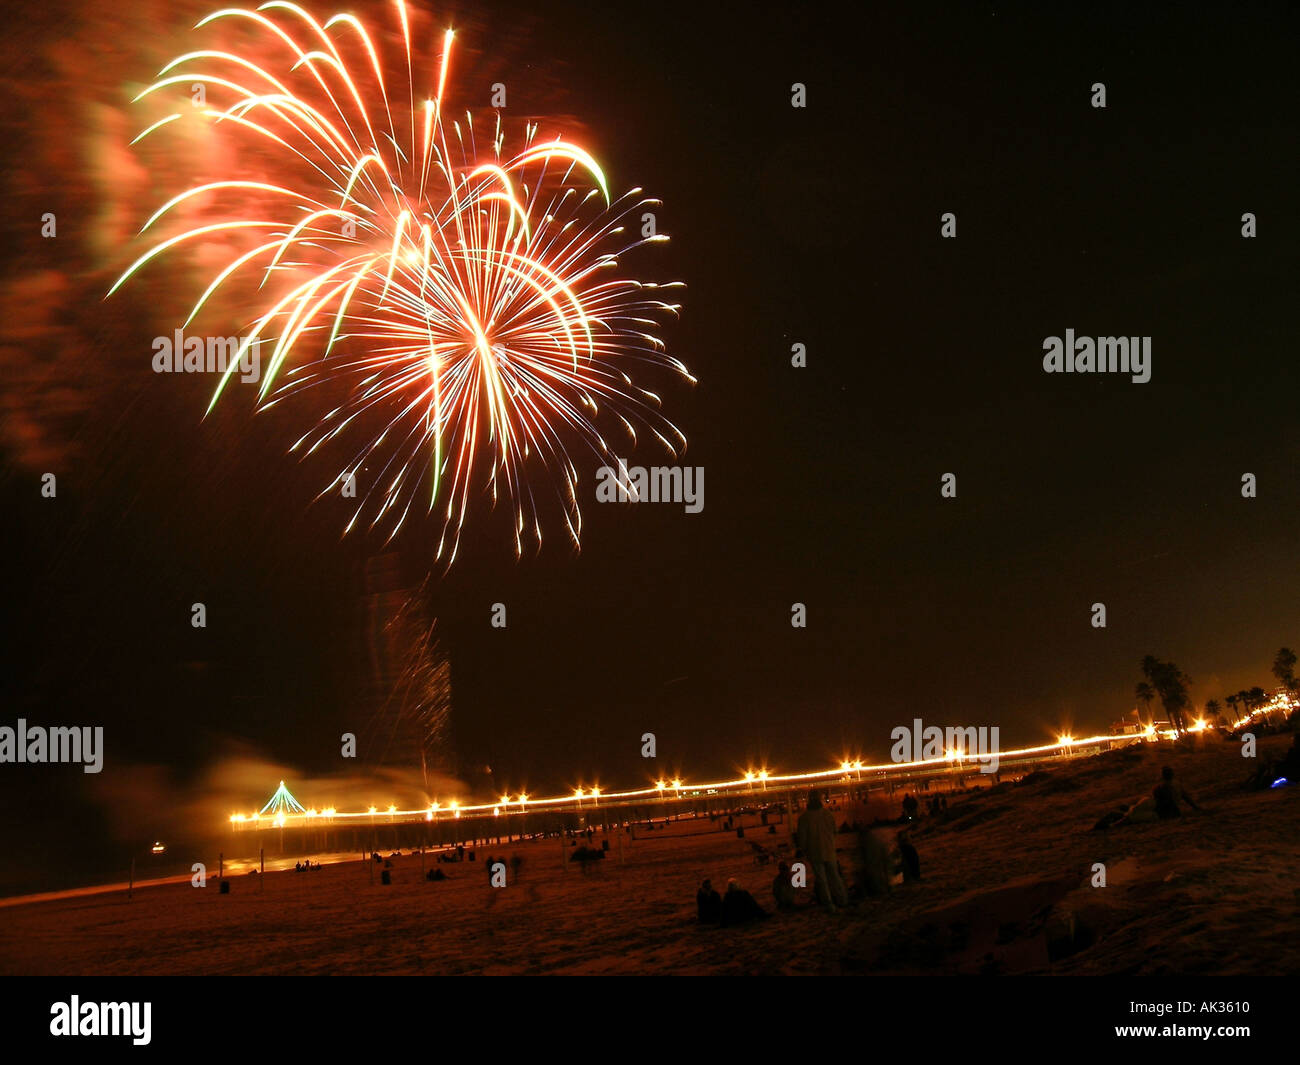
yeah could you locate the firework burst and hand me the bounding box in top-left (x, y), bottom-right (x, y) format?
top-left (111, 1), bottom-right (692, 562)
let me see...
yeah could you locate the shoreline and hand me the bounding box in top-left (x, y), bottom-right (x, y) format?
top-left (2, 735), bottom-right (1295, 975)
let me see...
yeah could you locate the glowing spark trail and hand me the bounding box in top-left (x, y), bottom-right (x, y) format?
top-left (113, 1), bottom-right (692, 563)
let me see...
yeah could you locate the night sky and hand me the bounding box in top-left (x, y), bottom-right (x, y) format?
top-left (1, 0), bottom-right (1297, 882)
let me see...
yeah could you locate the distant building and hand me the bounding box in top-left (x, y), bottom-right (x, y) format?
top-left (1110, 709), bottom-right (1143, 736)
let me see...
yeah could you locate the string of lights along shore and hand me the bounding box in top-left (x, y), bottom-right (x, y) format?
top-left (229, 689), bottom-right (1292, 828)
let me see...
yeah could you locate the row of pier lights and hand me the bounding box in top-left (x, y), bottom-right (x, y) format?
top-left (227, 731), bottom-right (1145, 856)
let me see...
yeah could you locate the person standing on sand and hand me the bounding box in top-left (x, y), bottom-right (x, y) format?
top-left (796, 788), bottom-right (849, 914)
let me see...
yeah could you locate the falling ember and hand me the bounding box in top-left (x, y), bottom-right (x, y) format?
top-left (111, 1), bottom-right (692, 563)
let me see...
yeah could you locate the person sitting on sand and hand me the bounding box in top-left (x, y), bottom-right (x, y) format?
top-left (858, 828), bottom-right (892, 897)
top-left (897, 830), bottom-right (921, 883)
top-left (1091, 804), bottom-right (1130, 831)
top-left (772, 861), bottom-right (798, 911)
top-left (1276, 733), bottom-right (1300, 782)
top-left (1117, 796), bottom-right (1158, 825)
top-left (697, 878), bottom-right (723, 924)
top-left (1152, 766), bottom-right (1202, 819)
top-left (721, 879), bottom-right (768, 926)
top-left (1246, 733), bottom-right (1300, 790)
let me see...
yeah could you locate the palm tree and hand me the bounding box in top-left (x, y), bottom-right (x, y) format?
top-left (1205, 698), bottom-right (1222, 728)
top-left (1236, 688), bottom-right (1265, 723)
top-left (1236, 690), bottom-right (1252, 719)
top-left (1135, 682), bottom-right (1156, 728)
top-left (1225, 693), bottom-right (1240, 726)
top-left (1141, 656), bottom-right (1193, 735)
top-left (1272, 647), bottom-right (1297, 693)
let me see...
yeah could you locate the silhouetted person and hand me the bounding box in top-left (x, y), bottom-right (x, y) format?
top-left (772, 861), bottom-right (798, 911)
top-left (897, 831), bottom-right (921, 883)
top-left (902, 794), bottom-right (919, 821)
top-left (697, 878), bottom-right (722, 924)
top-left (1153, 766), bottom-right (1202, 818)
top-left (859, 828), bottom-right (892, 897)
top-left (721, 878), bottom-right (767, 925)
top-left (796, 788), bottom-right (849, 914)
top-left (1263, 733), bottom-right (1300, 785)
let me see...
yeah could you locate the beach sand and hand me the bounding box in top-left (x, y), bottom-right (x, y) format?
top-left (1, 735), bottom-right (1295, 975)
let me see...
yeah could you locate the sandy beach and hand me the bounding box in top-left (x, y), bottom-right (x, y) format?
top-left (1, 735), bottom-right (1295, 976)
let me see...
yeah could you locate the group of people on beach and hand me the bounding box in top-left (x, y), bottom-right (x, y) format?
top-left (695, 877), bottom-right (769, 926)
top-left (482, 854), bottom-right (524, 882)
top-left (900, 792), bottom-right (948, 820)
top-left (696, 787), bottom-right (925, 927)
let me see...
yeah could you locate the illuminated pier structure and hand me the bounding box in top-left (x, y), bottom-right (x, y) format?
top-left (228, 730), bottom-right (1164, 852)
